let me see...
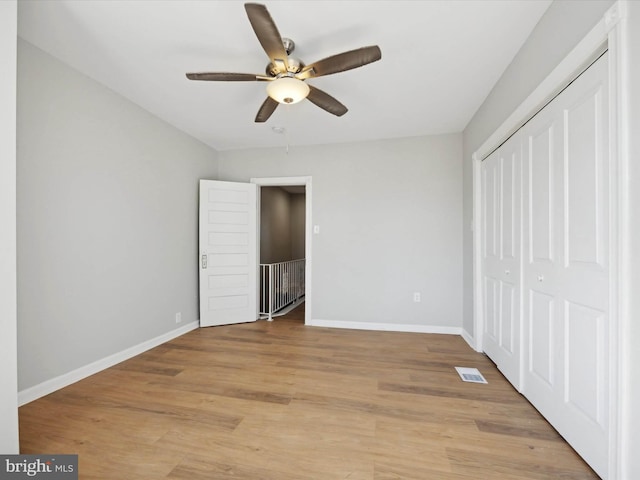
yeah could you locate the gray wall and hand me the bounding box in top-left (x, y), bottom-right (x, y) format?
top-left (290, 193), bottom-right (305, 260)
top-left (461, 0), bottom-right (614, 337)
top-left (0, 0), bottom-right (19, 454)
top-left (260, 187), bottom-right (292, 264)
top-left (16, 40), bottom-right (219, 391)
top-left (220, 134), bottom-right (462, 327)
top-left (260, 187), bottom-right (306, 264)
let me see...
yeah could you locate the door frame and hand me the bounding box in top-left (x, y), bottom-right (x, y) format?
top-left (251, 176), bottom-right (312, 325)
top-left (471, 2), bottom-right (628, 477)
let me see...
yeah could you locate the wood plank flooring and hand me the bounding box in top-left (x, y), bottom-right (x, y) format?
top-left (19, 304), bottom-right (599, 479)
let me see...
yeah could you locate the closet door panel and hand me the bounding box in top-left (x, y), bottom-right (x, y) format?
top-left (481, 134), bottom-right (521, 389)
top-left (557, 56), bottom-right (610, 476)
top-left (499, 282), bottom-right (515, 354)
top-left (482, 154), bottom-right (500, 343)
top-left (529, 124), bottom-right (555, 264)
top-left (565, 89), bottom-right (605, 268)
top-left (522, 101), bottom-right (563, 417)
top-left (484, 276), bottom-right (498, 340)
top-left (501, 151), bottom-right (516, 260)
top-left (521, 52), bottom-right (610, 478)
top-left (483, 159), bottom-right (498, 259)
top-left (565, 301), bottom-right (607, 426)
top-left (529, 290), bottom-right (555, 387)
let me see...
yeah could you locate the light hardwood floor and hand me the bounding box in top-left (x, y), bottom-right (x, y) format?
top-left (19, 304), bottom-right (599, 479)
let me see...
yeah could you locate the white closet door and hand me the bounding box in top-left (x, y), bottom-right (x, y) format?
top-left (481, 133), bottom-right (522, 389)
top-left (522, 52), bottom-right (610, 478)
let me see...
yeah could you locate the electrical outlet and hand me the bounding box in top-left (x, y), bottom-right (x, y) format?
top-left (413, 292), bottom-right (421, 303)
top-left (175, 312), bottom-right (182, 324)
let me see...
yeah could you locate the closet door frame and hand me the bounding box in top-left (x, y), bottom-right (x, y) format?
top-left (471, 1), bottom-right (629, 478)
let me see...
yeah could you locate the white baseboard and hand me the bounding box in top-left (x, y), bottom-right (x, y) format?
top-left (461, 329), bottom-right (479, 351)
top-left (307, 319), bottom-right (463, 336)
top-left (18, 320), bottom-right (199, 406)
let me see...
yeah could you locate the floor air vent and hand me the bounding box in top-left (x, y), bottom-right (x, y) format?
top-left (455, 367), bottom-right (488, 384)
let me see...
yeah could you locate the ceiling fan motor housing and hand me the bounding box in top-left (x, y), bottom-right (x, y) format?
top-left (265, 38), bottom-right (304, 76)
top-left (265, 56), bottom-right (304, 76)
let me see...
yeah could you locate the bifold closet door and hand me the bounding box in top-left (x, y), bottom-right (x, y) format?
top-left (481, 134), bottom-right (522, 389)
top-left (522, 52), bottom-right (610, 478)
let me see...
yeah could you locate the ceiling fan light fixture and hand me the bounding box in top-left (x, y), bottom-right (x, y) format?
top-left (186, 4), bottom-right (382, 122)
top-left (266, 76), bottom-right (310, 105)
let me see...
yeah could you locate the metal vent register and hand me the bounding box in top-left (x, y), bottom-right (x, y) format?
top-left (455, 367), bottom-right (488, 384)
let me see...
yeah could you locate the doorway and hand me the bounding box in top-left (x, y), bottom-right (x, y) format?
top-left (251, 176), bottom-right (313, 325)
top-left (259, 185), bottom-right (306, 320)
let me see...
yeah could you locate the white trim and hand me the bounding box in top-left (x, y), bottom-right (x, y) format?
top-left (0, 0), bottom-right (19, 454)
top-left (18, 321), bottom-right (198, 406)
top-left (251, 176), bottom-right (313, 326)
top-left (308, 319), bottom-right (462, 336)
top-left (471, 152), bottom-right (484, 352)
top-left (608, 2), bottom-right (629, 477)
top-left (461, 329), bottom-right (476, 350)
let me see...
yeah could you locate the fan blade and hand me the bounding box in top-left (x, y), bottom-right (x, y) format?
top-left (297, 46), bottom-right (382, 79)
top-left (186, 72), bottom-right (270, 81)
top-left (306, 85), bottom-right (348, 117)
top-left (244, 3), bottom-right (289, 74)
top-left (255, 97), bottom-right (279, 123)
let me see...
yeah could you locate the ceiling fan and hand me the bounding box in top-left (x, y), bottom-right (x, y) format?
top-left (186, 2), bottom-right (382, 123)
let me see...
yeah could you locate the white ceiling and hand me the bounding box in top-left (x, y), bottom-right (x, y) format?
top-left (17, 0), bottom-right (552, 152)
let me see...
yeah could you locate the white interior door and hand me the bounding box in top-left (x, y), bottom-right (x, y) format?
top-left (199, 180), bottom-right (257, 327)
top-left (522, 52), bottom-right (610, 478)
top-left (481, 133), bottom-right (522, 389)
